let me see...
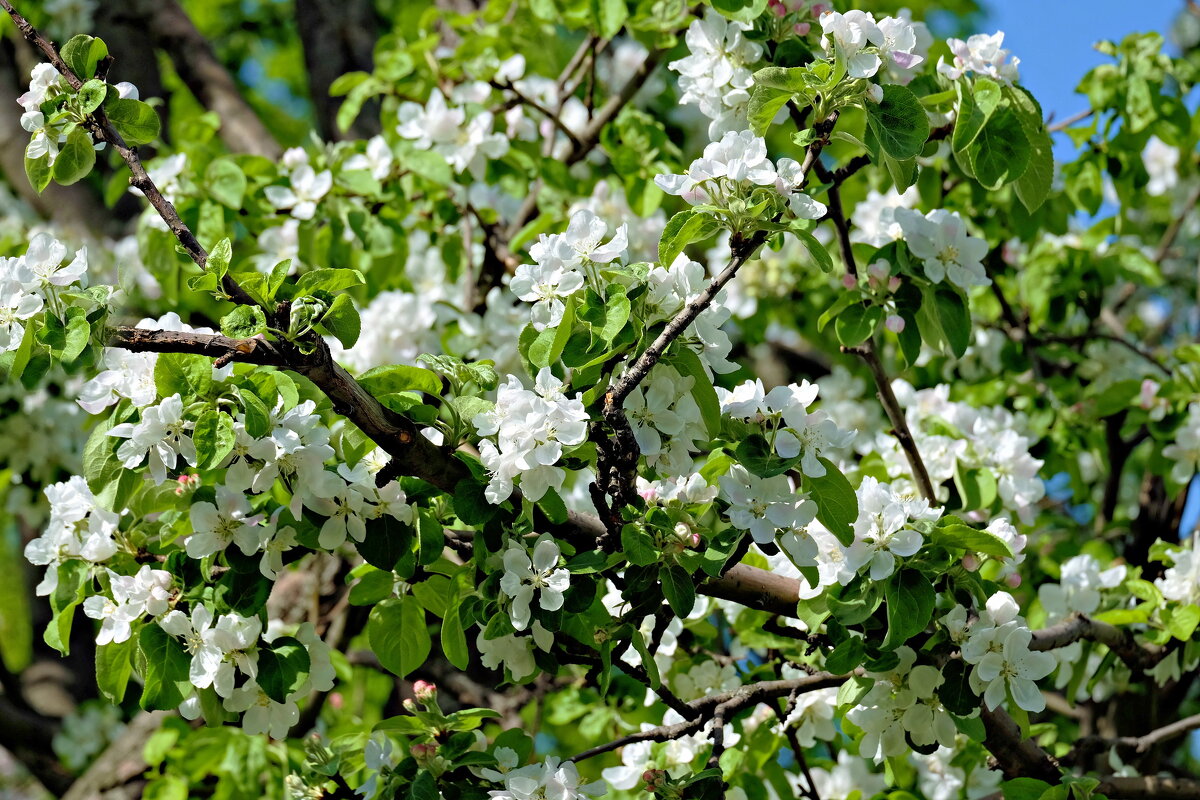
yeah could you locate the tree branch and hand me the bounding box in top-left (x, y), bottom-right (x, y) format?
top-left (842, 342), bottom-right (938, 504)
top-left (567, 672), bottom-right (848, 762)
top-left (0, 0), bottom-right (258, 307)
top-left (1029, 612), bottom-right (1165, 672)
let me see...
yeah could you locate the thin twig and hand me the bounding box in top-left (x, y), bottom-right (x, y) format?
top-left (0, 0), bottom-right (257, 307)
top-left (566, 672), bottom-right (848, 762)
top-left (1046, 108), bottom-right (1093, 133)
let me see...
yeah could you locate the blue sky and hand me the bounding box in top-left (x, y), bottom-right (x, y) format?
top-left (985, 0), bottom-right (1181, 157)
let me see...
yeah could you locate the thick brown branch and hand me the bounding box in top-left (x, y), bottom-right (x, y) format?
top-left (979, 706), bottom-right (1060, 781)
top-left (1095, 776), bottom-right (1200, 800)
top-left (1029, 612), bottom-right (1165, 672)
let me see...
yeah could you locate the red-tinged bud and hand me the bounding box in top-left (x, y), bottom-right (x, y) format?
top-left (1005, 572), bottom-right (1022, 588)
top-left (841, 273), bottom-right (857, 289)
top-left (413, 680), bottom-right (437, 703)
top-left (411, 742), bottom-right (438, 766)
top-left (795, 21), bottom-right (811, 35)
top-left (961, 553), bottom-right (980, 572)
top-left (885, 314), bottom-right (905, 334)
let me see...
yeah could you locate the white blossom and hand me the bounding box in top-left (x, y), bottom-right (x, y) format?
top-left (107, 393), bottom-right (197, 485)
top-left (500, 534), bottom-right (570, 631)
top-left (895, 208), bottom-right (990, 289)
top-left (938, 31), bottom-right (1021, 85)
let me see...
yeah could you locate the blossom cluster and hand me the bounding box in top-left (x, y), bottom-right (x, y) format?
top-left (818, 9), bottom-right (926, 81)
top-left (396, 90), bottom-right (509, 179)
top-left (654, 129), bottom-right (827, 222)
top-left (846, 647), bottom-right (956, 761)
top-left (668, 11), bottom-right (763, 138)
top-left (946, 593), bottom-right (1057, 712)
top-left (0, 232), bottom-right (88, 352)
top-left (511, 209), bottom-right (628, 331)
top-left (473, 369), bottom-right (588, 503)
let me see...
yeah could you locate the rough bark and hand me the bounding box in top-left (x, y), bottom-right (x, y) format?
top-left (295, 0), bottom-right (381, 140)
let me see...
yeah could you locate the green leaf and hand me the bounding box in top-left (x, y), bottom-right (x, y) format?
top-left (930, 522), bottom-right (1013, 559)
top-left (1001, 778), bottom-right (1054, 800)
top-left (659, 210), bottom-right (721, 268)
top-left (357, 364), bottom-right (442, 397)
top-left (296, 268), bottom-right (366, 294)
top-left (317, 293), bottom-right (361, 349)
top-left (61, 312), bottom-right (91, 363)
top-left (410, 771), bottom-right (438, 800)
top-left (790, 227), bottom-right (834, 273)
top-left (621, 524), bottom-right (659, 567)
top-left (1008, 87), bottom-right (1054, 212)
top-left (883, 569), bottom-right (936, 649)
top-left (103, 98), bottom-right (161, 146)
top-left (933, 286), bottom-right (971, 358)
top-left (937, 659), bottom-right (979, 716)
top-left (154, 352), bottom-right (212, 398)
top-left (77, 79), bottom-right (107, 114)
top-left (659, 563), bottom-right (695, 616)
top-left (442, 599), bottom-right (470, 670)
top-left (952, 77), bottom-right (1001, 151)
top-left (45, 560), bottom-right (89, 655)
top-left (1167, 604), bottom-right (1200, 640)
top-left (825, 635), bottom-right (865, 674)
top-left (192, 409), bottom-right (236, 470)
top-left (96, 638), bottom-right (135, 704)
top-left (672, 346), bottom-right (721, 437)
top-left (24, 151), bottom-right (51, 194)
top-left (205, 158), bottom-right (247, 208)
top-left (804, 458), bottom-right (858, 547)
top-left (0, 518), bottom-right (32, 673)
top-left (747, 85), bottom-right (792, 137)
top-left (590, 0), bottom-right (627, 38)
top-left (257, 636), bottom-right (312, 703)
top-left (206, 237), bottom-right (233, 280)
top-left (834, 303), bottom-right (882, 347)
top-left (61, 34), bottom-right (109, 78)
top-left (969, 107), bottom-right (1031, 189)
top-left (220, 305), bottom-right (267, 338)
top-left (52, 126), bottom-right (97, 186)
top-left (138, 624), bottom-right (190, 710)
top-left (865, 84), bottom-right (930, 160)
top-left (368, 596), bottom-right (431, 679)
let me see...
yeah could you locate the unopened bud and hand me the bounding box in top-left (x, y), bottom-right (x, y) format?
top-left (402, 698), bottom-right (418, 712)
top-left (866, 84), bottom-right (884, 104)
top-left (841, 273), bottom-right (857, 289)
top-left (1005, 572), bottom-right (1022, 588)
top-left (642, 769), bottom-right (667, 791)
top-left (812, 3), bottom-right (830, 16)
top-left (885, 314), bottom-right (905, 334)
top-left (768, 0), bottom-right (786, 17)
top-left (411, 742), bottom-right (438, 766)
top-left (794, 21), bottom-right (811, 35)
top-left (413, 680), bottom-right (438, 704)
top-left (961, 553), bottom-right (980, 572)
top-left (887, 276), bottom-right (902, 292)
top-left (866, 259), bottom-right (890, 285)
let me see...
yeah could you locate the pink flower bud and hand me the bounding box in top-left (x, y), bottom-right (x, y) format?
top-left (794, 22), bottom-right (811, 35)
top-left (411, 742), bottom-right (439, 766)
top-left (1139, 378), bottom-right (1160, 410)
top-left (403, 698), bottom-right (417, 712)
top-left (887, 276), bottom-right (901, 292)
top-left (769, 0), bottom-right (786, 17)
top-left (329, 692), bottom-right (344, 709)
top-left (961, 553), bottom-right (980, 572)
top-left (1005, 572), bottom-right (1023, 588)
top-left (885, 315), bottom-right (905, 334)
top-left (841, 273), bottom-right (857, 289)
top-left (413, 680), bottom-right (438, 703)
top-left (812, 3), bottom-right (830, 17)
